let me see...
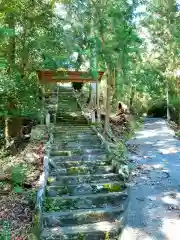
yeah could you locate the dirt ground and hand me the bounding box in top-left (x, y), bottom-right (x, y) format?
top-left (0, 125), bottom-right (48, 240)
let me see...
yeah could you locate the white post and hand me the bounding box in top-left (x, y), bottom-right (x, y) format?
top-left (91, 111), bottom-right (96, 123)
top-left (45, 112), bottom-right (50, 126)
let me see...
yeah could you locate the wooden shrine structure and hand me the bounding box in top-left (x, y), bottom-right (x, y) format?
top-left (36, 70), bottom-right (104, 84)
top-left (36, 70), bottom-right (105, 124)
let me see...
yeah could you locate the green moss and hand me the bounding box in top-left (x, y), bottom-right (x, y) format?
top-left (87, 212), bottom-right (104, 221)
top-left (103, 183), bottom-right (121, 192)
top-left (175, 131), bottom-right (180, 138)
top-left (43, 197), bottom-right (77, 211)
top-left (105, 232), bottom-right (110, 240)
top-left (47, 177), bottom-right (55, 184)
top-left (68, 167), bottom-right (86, 175)
top-left (58, 186), bottom-right (71, 195)
top-left (78, 233), bottom-right (85, 240)
top-left (43, 198), bottom-right (61, 211)
top-left (88, 122), bottom-right (102, 127)
top-left (51, 151), bottom-right (71, 156)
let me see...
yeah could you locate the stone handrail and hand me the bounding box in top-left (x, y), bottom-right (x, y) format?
top-left (74, 90), bottom-right (130, 182)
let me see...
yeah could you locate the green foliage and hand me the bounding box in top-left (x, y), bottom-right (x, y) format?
top-left (133, 0), bottom-right (180, 119)
top-left (0, 27), bottom-right (14, 70)
top-left (0, 0), bottom-right (179, 130)
top-left (11, 164), bottom-right (25, 190)
top-left (175, 130), bottom-right (180, 138)
top-left (27, 189), bottom-right (37, 205)
top-left (78, 233), bottom-right (85, 240)
top-left (43, 197), bottom-right (61, 212)
top-left (13, 186), bottom-right (23, 193)
top-left (0, 27), bottom-right (14, 38)
top-left (0, 221), bottom-right (11, 240)
top-left (105, 232), bottom-right (110, 240)
top-left (43, 197), bottom-right (76, 212)
top-left (0, 0), bottom-right (64, 121)
top-left (117, 141), bottom-right (127, 160)
top-left (68, 166), bottom-right (86, 175)
top-left (103, 183), bottom-right (121, 192)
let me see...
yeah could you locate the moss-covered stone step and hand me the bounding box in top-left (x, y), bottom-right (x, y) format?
top-left (54, 126), bottom-right (94, 131)
top-left (53, 131), bottom-right (95, 137)
top-left (53, 132), bottom-right (97, 139)
top-left (56, 115), bottom-right (86, 121)
top-left (58, 98), bottom-right (74, 101)
top-left (51, 142), bottom-right (102, 151)
top-left (47, 181), bottom-right (126, 197)
top-left (58, 95), bottom-right (77, 99)
top-left (56, 114), bottom-right (84, 119)
top-left (57, 103), bottom-right (79, 108)
top-left (58, 98), bottom-right (70, 102)
top-left (43, 206), bottom-right (126, 228)
top-left (53, 137), bottom-right (101, 145)
top-left (56, 113), bottom-right (83, 118)
top-left (58, 94), bottom-right (75, 97)
top-left (58, 94), bottom-right (76, 98)
top-left (53, 158), bottom-right (111, 168)
top-left (54, 125), bottom-right (93, 131)
top-left (50, 155), bottom-right (83, 162)
top-left (56, 113), bottom-right (85, 118)
top-left (56, 120), bottom-right (87, 126)
top-left (41, 221), bottom-right (123, 240)
top-left (50, 165), bottom-right (114, 176)
top-left (57, 105), bottom-right (80, 109)
top-left (54, 125), bottom-right (92, 130)
top-left (54, 133), bottom-right (99, 141)
top-left (50, 153), bottom-right (107, 162)
top-left (58, 99), bottom-right (77, 103)
top-left (56, 122), bottom-right (88, 126)
top-left (50, 148), bottom-right (107, 157)
top-left (58, 90), bottom-right (74, 93)
top-left (43, 191), bottom-right (128, 212)
top-left (47, 173), bottom-right (122, 185)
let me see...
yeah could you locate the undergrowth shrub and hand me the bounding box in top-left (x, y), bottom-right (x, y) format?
top-left (11, 164), bottom-right (25, 193)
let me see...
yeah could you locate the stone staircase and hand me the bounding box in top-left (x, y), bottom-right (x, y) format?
top-left (41, 86), bottom-right (129, 240)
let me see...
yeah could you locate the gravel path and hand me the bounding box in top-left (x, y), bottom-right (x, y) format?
top-left (121, 118), bottom-right (180, 240)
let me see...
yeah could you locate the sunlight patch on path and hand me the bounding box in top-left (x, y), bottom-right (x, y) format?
top-left (161, 218), bottom-right (180, 240)
top-left (120, 227), bottom-right (154, 240)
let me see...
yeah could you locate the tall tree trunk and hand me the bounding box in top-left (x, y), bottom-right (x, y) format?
top-left (4, 13), bottom-right (22, 148)
top-left (90, 13), bottom-right (100, 122)
top-left (175, 77), bottom-right (180, 125)
top-left (111, 68), bottom-right (116, 106)
top-left (166, 80), bottom-right (170, 121)
top-left (104, 65), bottom-right (111, 134)
top-left (115, 65), bottom-right (124, 101)
top-left (130, 85), bottom-right (135, 113)
top-left (5, 13), bottom-right (16, 147)
top-left (7, 13), bottom-right (15, 68)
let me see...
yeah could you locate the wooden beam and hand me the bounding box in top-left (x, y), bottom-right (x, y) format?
top-left (36, 70), bottom-right (104, 84)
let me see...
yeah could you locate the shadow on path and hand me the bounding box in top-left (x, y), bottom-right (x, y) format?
top-left (121, 118), bottom-right (180, 240)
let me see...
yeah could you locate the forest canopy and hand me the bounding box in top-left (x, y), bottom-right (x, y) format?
top-left (0, 0), bottom-right (180, 139)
